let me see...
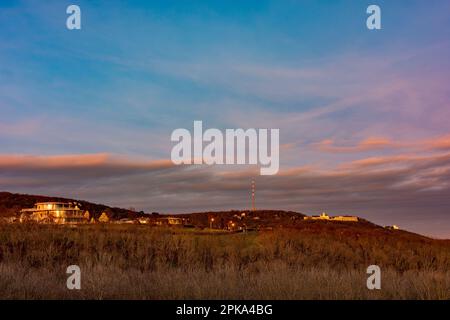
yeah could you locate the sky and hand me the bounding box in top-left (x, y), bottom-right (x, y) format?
top-left (1, 0), bottom-right (450, 238)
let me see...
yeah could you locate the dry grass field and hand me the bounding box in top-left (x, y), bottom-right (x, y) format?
top-left (0, 223), bottom-right (449, 300)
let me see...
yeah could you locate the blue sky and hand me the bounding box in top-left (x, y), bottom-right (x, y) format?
top-left (1, 0), bottom-right (450, 237)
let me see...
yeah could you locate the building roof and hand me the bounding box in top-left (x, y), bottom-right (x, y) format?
top-left (35, 202), bottom-right (76, 205)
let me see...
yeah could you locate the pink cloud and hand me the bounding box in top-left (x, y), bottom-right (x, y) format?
top-left (311, 134), bottom-right (450, 155)
top-left (313, 137), bottom-right (394, 153)
top-left (0, 153), bottom-right (174, 171)
top-left (425, 135), bottom-right (450, 151)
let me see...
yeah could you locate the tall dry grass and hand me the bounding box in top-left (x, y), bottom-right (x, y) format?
top-left (0, 223), bottom-right (449, 299)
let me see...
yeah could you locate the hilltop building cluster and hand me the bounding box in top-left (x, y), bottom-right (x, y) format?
top-left (13, 202), bottom-right (401, 232)
top-left (303, 212), bottom-right (359, 222)
top-left (17, 201), bottom-right (187, 226)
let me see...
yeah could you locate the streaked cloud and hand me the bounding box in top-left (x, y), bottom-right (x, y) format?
top-left (313, 137), bottom-right (394, 153)
top-left (311, 134), bottom-right (450, 155)
top-left (0, 153), bottom-right (174, 181)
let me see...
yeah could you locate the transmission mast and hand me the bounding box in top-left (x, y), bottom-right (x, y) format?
top-left (251, 179), bottom-right (256, 211)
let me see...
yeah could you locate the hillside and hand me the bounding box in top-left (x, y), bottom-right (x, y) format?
top-left (1, 192), bottom-right (447, 244)
top-left (180, 209), bottom-right (446, 243)
top-left (0, 191), bottom-right (145, 220)
top-left (179, 209), bottom-right (307, 229)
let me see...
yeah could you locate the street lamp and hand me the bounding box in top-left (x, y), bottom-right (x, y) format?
top-left (210, 217), bottom-right (215, 229)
